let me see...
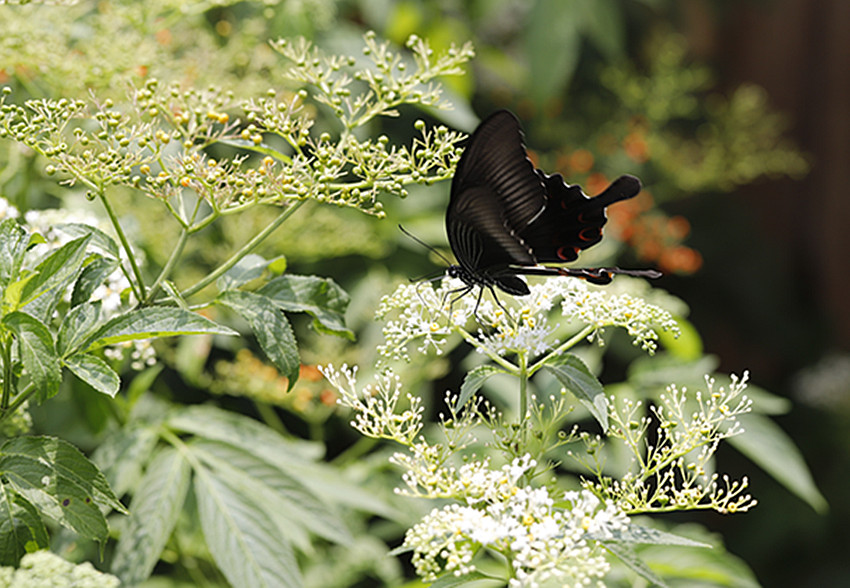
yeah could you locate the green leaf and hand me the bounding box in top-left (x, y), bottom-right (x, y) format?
top-left (56, 301), bottom-right (103, 358)
top-left (167, 405), bottom-right (324, 464)
top-left (64, 353), bottom-right (120, 397)
top-left (597, 524), bottom-right (712, 548)
top-left (2, 311), bottom-right (61, 402)
top-left (657, 316), bottom-right (703, 361)
top-left (525, 0), bottom-right (582, 105)
top-left (84, 307), bottom-right (237, 351)
top-left (429, 570), bottom-right (500, 587)
top-left (216, 254), bottom-right (271, 291)
top-left (582, 0), bottom-right (626, 60)
top-left (91, 426), bottom-right (159, 497)
top-left (55, 223), bottom-right (121, 259)
top-left (727, 413), bottom-right (828, 513)
top-left (71, 256), bottom-right (120, 307)
top-left (217, 290), bottom-right (300, 388)
top-left (195, 464), bottom-right (302, 588)
top-left (257, 274), bottom-right (353, 339)
top-left (541, 353), bottom-right (608, 431)
top-left (0, 484), bottom-right (49, 566)
top-left (19, 235), bottom-right (91, 311)
top-left (454, 365), bottom-right (508, 411)
top-left (111, 447), bottom-right (190, 585)
top-left (0, 436), bottom-right (126, 544)
top-left (0, 218), bottom-right (29, 287)
top-left (603, 541), bottom-right (669, 588)
top-left (191, 439), bottom-right (351, 546)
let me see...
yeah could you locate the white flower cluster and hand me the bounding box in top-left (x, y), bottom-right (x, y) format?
top-left (376, 275), bottom-right (678, 362)
top-left (319, 363), bottom-right (424, 444)
top-left (400, 454), bottom-right (628, 587)
top-left (581, 372), bottom-right (757, 514)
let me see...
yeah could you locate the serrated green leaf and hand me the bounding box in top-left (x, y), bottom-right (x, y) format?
top-left (111, 447), bottom-right (190, 585)
top-left (71, 256), bottom-right (120, 307)
top-left (604, 540), bottom-right (669, 587)
top-left (91, 426), bottom-right (160, 498)
top-left (257, 274), bottom-right (353, 339)
top-left (541, 353), bottom-right (608, 431)
top-left (454, 365), bottom-right (508, 411)
top-left (429, 570), bottom-right (499, 587)
top-left (3, 311), bottom-right (61, 402)
top-left (0, 218), bottom-right (29, 287)
top-left (167, 405), bottom-right (324, 464)
top-left (0, 436), bottom-right (126, 544)
top-left (84, 307), bottom-right (237, 351)
top-left (191, 439), bottom-right (351, 546)
top-left (217, 290), bottom-right (300, 388)
top-left (56, 301), bottom-right (103, 358)
top-left (0, 484), bottom-right (49, 566)
top-left (727, 413), bottom-right (827, 513)
top-left (596, 524), bottom-right (712, 548)
top-left (64, 353), bottom-right (120, 397)
top-left (55, 223), bottom-right (121, 259)
top-left (195, 465), bottom-right (301, 588)
top-left (216, 254), bottom-right (270, 291)
top-left (19, 235), bottom-right (90, 311)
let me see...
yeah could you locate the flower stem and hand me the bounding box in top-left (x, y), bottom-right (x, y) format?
top-left (98, 190), bottom-right (147, 302)
top-left (180, 200), bottom-right (306, 299)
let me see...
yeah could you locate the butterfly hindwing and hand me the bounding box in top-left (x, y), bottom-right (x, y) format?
top-left (520, 172), bottom-right (642, 263)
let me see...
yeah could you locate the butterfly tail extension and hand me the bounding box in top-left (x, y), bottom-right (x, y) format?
top-left (591, 174), bottom-right (642, 208)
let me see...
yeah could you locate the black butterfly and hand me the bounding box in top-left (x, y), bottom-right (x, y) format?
top-left (446, 109), bottom-right (660, 303)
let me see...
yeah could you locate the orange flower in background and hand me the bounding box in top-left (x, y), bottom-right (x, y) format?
top-left (586, 172), bottom-right (610, 196)
top-left (607, 190), bottom-right (702, 275)
top-left (623, 131), bottom-right (650, 163)
top-left (567, 149), bottom-right (595, 174)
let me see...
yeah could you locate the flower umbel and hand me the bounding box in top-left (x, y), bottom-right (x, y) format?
top-left (376, 276), bottom-right (678, 363)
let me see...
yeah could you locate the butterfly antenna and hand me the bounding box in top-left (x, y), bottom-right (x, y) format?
top-left (398, 224), bottom-right (454, 267)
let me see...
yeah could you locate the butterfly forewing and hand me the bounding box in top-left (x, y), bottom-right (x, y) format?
top-left (448, 111), bottom-right (546, 272)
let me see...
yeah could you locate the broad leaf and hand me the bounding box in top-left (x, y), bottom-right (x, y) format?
top-left (56, 301), bottom-right (103, 358)
top-left (71, 256), bottom-right (121, 307)
top-left (191, 439), bottom-right (351, 546)
top-left (167, 405), bottom-right (324, 464)
top-left (525, 0), bottom-right (582, 105)
top-left (84, 307), bottom-right (237, 351)
top-left (3, 311), bottom-right (61, 401)
top-left (0, 436), bottom-right (126, 544)
top-left (195, 465), bottom-right (301, 588)
top-left (217, 254), bottom-right (273, 291)
top-left (603, 541), bottom-right (669, 588)
top-left (0, 218), bottom-right (29, 286)
top-left (64, 353), bottom-right (120, 397)
top-left (0, 484), bottom-right (49, 566)
top-left (111, 448), bottom-right (190, 585)
top-left (55, 223), bottom-right (121, 259)
top-left (594, 524), bottom-right (711, 548)
top-left (91, 426), bottom-right (159, 497)
top-left (454, 365), bottom-right (508, 411)
top-left (19, 235), bottom-right (90, 311)
top-left (257, 274), bottom-right (353, 339)
top-left (217, 290), bottom-right (300, 387)
top-left (541, 353), bottom-right (608, 431)
top-left (727, 413), bottom-right (827, 513)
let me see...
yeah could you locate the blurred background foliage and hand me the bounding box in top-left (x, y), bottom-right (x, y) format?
top-left (1, 0), bottom-right (848, 586)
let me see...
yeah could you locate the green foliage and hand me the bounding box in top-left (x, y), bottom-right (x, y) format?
top-left (0, 1), bottom-right (821, 586)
